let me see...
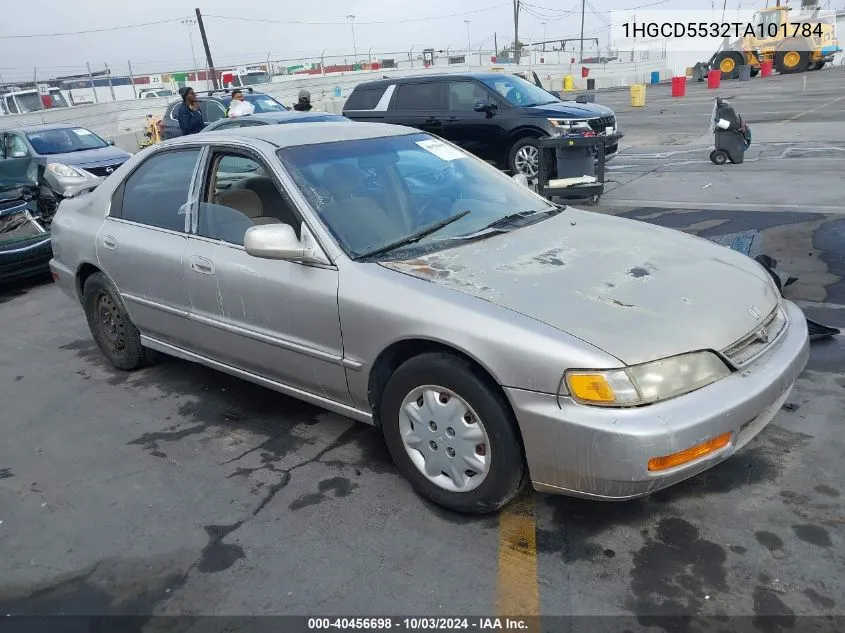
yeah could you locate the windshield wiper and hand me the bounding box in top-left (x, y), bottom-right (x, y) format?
top-left (354, 209), bottom-right (471, 260)
top-left (477, 207), bottom-right (562, 232)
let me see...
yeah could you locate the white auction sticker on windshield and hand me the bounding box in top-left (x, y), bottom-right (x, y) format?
top-left (74, 128), bottom-right (94, 135)
top-left (416, 139), bottom-right (466, 161)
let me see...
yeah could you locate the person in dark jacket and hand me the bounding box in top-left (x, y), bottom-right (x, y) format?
top-left (175, 87), bottom-right (204, 136)
top-left (293, 90), bottom-right (313, 111)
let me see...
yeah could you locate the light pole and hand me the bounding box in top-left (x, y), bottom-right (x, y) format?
top-left (346, 15), bottom-right (357, 63)
top-left (464, 20), bottom-right (471, 59)
top-left (542, 22), bottom-right (547, 52)
top-left (181, 18), bottom-right (199, 78)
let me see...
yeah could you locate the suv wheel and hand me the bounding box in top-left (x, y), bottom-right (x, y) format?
top-left (508, 138), bottom-right (541, 178)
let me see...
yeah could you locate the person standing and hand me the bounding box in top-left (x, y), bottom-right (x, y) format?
top-left (175, 87), bottom-right (204, 136)
top-left (293, 90), bottom-right (313, 111)
top-left (227, 89), bottom-right (255, 118)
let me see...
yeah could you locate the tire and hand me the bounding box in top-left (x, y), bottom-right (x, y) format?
top-left (380, 352), bottom-right (526, 514)
top-left (710, 149), bottom-right (728, 165)
top-left (775, 47), bottom-right (809, 74)
top-left (82, 272), bottom-right (153, 371)
top-left (714, 52), bottom-right (744, 79)
top-left (507, 137), bottom-right (541, 178)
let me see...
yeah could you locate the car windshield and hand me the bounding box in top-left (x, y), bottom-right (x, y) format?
top-left (278, 132), bottom-right (556, 260)
top-left (26, 127), bottom-right (108, 155)
top-left (231, 94), bottom-right (287, 113)
top-left (478, 74), bottom-right (559, 107)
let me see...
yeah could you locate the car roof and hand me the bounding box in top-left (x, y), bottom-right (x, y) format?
top-left (0, 123), bottom-right (84, 134)
top-left (176, 121), bottom-right (416, 148)
top-left (213, 111), bottom-right (343, 124)
top-left (351, 72), bottom-right (519, 89)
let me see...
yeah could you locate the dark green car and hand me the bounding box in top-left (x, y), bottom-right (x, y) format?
top-left (0, 159), bottom-right (52, 283)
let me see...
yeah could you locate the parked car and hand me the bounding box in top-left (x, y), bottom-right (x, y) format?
top-left (159, 88), bottom-right (288, 140)
top-left (49, 122), bottom-right (808, 514)
top-left (0, 155), bottom-right (100, 283)
top-left (0, 124), bottom-right (132, 178)
top-left (138, 88), bottom-right (174, 99)
top-left (201, 111), bottom-right (348, 132)
top-left (342, 72), bottom-right (618, 178)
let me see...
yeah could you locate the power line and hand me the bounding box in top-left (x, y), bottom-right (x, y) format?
top-left (586, 0), bottom-right (612, 24)
top-left (204, 4), bottom-right (510, 27)
top-left (0, 17), bottom-right (188, 39)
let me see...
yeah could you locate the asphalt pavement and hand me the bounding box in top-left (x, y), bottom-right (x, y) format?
top-left (1, 68), bottom-right (844, 632)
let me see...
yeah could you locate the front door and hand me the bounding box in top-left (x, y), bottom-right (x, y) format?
top-left (182, 148), bottom-right (352, 405)
top-left (385, 81), bottom-right (446, 136)
top-left (441, 80), bottom-right (504, 162)
top-left (95, 148), bottom-right (202, 347)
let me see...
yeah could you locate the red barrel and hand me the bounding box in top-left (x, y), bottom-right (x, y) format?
top-left (707, 69), bottom-right (721, 89)
top-left (760, 60), bottom-right (773, 77)
top-left (581, 66), bottom-right (590, 78)
top-left (671, 76), bottom-right (686, 97)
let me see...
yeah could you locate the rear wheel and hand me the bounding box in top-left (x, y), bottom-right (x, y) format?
top-left (714, 52), bottom-right (744, 79)
top-left (775, 47), bottom-right (809, 74)
top-left (380, 353), bottom-right (526, 514)
top-left (82, 272), bottom-right (153, 370)
top-left (710, 149), bottom-right (728, 165)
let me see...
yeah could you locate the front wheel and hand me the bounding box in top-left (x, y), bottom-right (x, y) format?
top-left (775, 47), bottom-right (809, 74)
top-left (380, 353), bottom-right (526, 514)
top-left (82, 272), bottom-right (153, 370)
top-left (508, 137), bottom-right (540, 178)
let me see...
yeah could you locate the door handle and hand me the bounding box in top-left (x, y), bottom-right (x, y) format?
top-left (190, 256), bottom-right (215, 275)
top-left (425, 117), bottom-right (441, 124)
top-left (102, 235), bottom-right (117, 250)
top-left (445, 117), bottom-right (459, 123)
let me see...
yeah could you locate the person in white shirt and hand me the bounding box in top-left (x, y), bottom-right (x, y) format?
top-left (227, 89), bottom-right (255, 118)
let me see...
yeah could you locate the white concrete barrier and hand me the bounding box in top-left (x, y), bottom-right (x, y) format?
top-left (0, 60), bottom-right (669, 149)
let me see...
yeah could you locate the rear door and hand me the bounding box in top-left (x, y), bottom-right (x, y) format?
top-left (200, 99), bottom-right (228, 126)
top-left (385, 81), bottom-right (447, 136)
top-left (441, 80), bottom-right (505, 161)
top-left (95, 148), bottom-right (202, 347)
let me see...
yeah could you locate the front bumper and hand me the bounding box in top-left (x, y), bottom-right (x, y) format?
top-left (507, 300), bottom-right (809, 500)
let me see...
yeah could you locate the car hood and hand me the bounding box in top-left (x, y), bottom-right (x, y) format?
top-left (381, 210), bottom-right (779, 366)
top-left (38, 146), bottom-right (132, 168)
top-left (524, 101), bottom-right (615, 119)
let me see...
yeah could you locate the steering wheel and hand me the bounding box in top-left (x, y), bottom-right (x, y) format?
top-left (416, 196), bottom-right (454, 226)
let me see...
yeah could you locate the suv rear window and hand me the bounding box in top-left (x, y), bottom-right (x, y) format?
top-left (345, 86), bottom-right (388, 110)
top-left (395, 83), bottom-right (446, 111)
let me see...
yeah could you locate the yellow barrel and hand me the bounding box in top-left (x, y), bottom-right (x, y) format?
top-left (629, 84), bottom-right (646, 107)
top-left (563, 75), bottom-right (574, 91)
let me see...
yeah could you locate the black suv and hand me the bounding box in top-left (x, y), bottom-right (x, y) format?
top-left (342, 73), bottom-right (618, 178)
top-left (159, 88), bottom-right (288, 140)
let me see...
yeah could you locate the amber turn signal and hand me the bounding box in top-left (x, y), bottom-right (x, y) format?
top-left (647, 432), bottom-right (732, 472)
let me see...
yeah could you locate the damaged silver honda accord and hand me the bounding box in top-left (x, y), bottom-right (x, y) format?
top-left (49, 122), bottom-right (809, 514)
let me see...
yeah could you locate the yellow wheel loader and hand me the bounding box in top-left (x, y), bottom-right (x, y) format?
top-left (707, 3), bottom-right (840, 79)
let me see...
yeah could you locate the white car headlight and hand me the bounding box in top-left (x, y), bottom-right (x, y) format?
top-left (564, 351), bottom-right (731, 407)
top-left (47, 163), bottom-right (87, 178)
top-left (548, 118), bottom-right (593, 133)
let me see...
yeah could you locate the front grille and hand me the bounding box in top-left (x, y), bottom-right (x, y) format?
top-left (588, 115), bottom-right (616, 132)
top-left (722, 306), bottom-right (787, 367)
top-left (84, 163), bottom-right (124, 178)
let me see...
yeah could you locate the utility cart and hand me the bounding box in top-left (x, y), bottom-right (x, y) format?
top-left (535, 132), bottom-right (622, 205)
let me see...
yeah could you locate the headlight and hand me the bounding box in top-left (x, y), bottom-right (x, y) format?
top-left (548, 118), bottom-right (593, 133)
top-left (564, 351), bottom-right (730, 407)
top-left (47, 163), bottom-right (86, 178)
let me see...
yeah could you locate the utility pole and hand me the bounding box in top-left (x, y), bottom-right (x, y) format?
top-left (86, 62), bottom-right (99, 104)
top-left (182, 18), bottom-right (199, 78)
top-left (464, 20), bottom-right (471, 59)
top-left (105, 63), bottom-right (116, 101)
top-left (513, 0), bottom-right (520, 63)
top-left (494, 32), bottom-right (498, 59)
top-left (194, 8), bottom-right (219, 89)
top-left (579, 0), bottom-right (586, 62)
top-left (347, 15), bottom-right (357, 62)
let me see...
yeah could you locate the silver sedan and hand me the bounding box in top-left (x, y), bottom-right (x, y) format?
top-left (48, 122), bottom-right (809, 513)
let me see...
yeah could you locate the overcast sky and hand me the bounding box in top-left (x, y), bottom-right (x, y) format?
top-left (0, 0), bottom-right (777, 81)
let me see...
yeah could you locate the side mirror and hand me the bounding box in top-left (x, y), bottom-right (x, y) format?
top-left (473, 100), bottom-right (497, 114)
top-left (512, 173), bottom-right (530, 188)
top-left (244, 223), bottom-right (317, 262)
top-left (108, 139), bottom-right (116, 146)
top-left (10, 150), bottom-right (27, 158)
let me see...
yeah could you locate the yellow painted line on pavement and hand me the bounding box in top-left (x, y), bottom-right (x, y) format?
top-left (496, 490), bottom-right (540, 627)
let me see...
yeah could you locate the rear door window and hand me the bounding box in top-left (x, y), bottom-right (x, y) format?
top-left (201, 100), bottom-right (227, 123)
top-left (116, 149), bottom-right (201, 232)
top-left (394, 82), bottom-right (447, 111)
top-left (345, 86), bottom-right (388, 110)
